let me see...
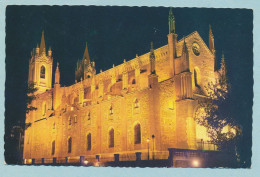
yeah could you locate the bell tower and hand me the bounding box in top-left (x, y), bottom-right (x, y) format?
top-left (28, 31), bottom-right (53, 93)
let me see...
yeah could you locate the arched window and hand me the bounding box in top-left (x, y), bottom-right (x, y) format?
top-left (74, 115), bottom-right (77, 123)
top-left (87, 112), bottom-right (91, 120)
top-left (42, 102), bottom-right (46, 116)
top-left (134, 99), bottom-right (139, 108)
top-left (74, 97), bottom-right (79, 105)
top-left (51, 140), bottom-right (55, 155)
top-left (109, 105), bottom-right (113, 115)
top-left (109, 128), bottom-right (114, 148)
top-left (68, 137), bottom-right (72, 153)
top-left (87, 133), bottom-right (91, 151)
top-left (68, 117), bottom-right (72, 125)
top-left (132, 79), bottom-right (136, 84)
top-left (40, 65), bottom-right (45, 79)
top-left (53, 122), bottom-right (56, 129)
top-left (194, 67), bottom-right (200, 87)
top-left (168, 100), bottom-right (174, 110)
top-left (134, 123), bottom-right (141, 144)
top-left (194, 69), bottom-right (198, 86)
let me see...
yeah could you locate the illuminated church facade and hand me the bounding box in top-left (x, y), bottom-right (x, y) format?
top-left (23, 9), bottom-right (221, 164)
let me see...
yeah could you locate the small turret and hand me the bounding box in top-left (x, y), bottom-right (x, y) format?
top-left (48, 47), bottom-right (52, 57)
top-left (169, 7), bottom-right (176, 34)
top-left (149, 42), bottom-right (156, 74)
top-left (168, 8), bottom-right (177, 77)
top-left (36, 44), bottom-right (39, 55)
top-left (182, 37), bottom-right (190, 72)
top-left (55, 62), bottom-right (60, 85)
top-left (209, 25), bottom-right (217, 71)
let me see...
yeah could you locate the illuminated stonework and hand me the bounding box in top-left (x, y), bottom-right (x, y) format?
top-left (24, 9), bottom-right (220, 164)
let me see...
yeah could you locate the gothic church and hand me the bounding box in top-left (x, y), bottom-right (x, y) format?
top-left (24, 9), bottom-right (221, 164)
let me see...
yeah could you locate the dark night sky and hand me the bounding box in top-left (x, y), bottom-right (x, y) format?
top-left (5, 6), bottom-right (253, 166)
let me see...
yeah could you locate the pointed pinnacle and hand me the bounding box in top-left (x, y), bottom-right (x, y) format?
top-left (209, 25), bottom-right (214, 37)
top-left (169, 7), bottom-right (173, 15)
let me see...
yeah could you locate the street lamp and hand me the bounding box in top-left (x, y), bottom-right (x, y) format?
top-left (146, 138), bottom-right (150, 160)
top-left (152, 135), bottom-right (155, 160)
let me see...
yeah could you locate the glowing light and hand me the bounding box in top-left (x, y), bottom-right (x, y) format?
top-left (94, 162), bottom-right (99, 167)
top-left (192, 160), bottom-right (200, 167)
top-left (146, 138), bottom-right (150, 143)
top-left (83, 160), bottom-right (88, 165)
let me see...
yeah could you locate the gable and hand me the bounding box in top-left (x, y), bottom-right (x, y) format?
top-left (176, 31), bottom-right (214, 58)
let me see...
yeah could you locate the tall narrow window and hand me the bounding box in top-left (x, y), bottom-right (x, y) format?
top-left (68, 117), bottom-right (72, 125)
top-left (40, 65), bottom-right (45, 79)
top-left (134, 123), bottom-right (141, 144)
top-left (194, 67), bottom-right (200, 87)
top-left (194, 69), bottom-right (198, 86)
top-left (88, 112), bottom-right (91, 120)
top-left (109, 105), bottom-right (113, 115)
top-left (68, 137), bottom-right (72, 153)
top-left (87, 133), bottom-right (91, 151)
top-left (74, 115), bottom-right (77, 123)
top-left (134, 99), bottom-right (139, 108)
top-left (109, 128), bottom-right (114, 148)
top-left (51, 141), bottom-right (55, 155)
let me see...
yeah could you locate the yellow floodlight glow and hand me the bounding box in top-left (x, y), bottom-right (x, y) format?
top-left (192, 160), bottom-right (200, 167)
top-left (83, 160), bottom-right (88, 165)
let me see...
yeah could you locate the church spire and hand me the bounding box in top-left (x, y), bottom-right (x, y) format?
top-left (39, 30), bottom-right (46, 55)
top-left (83, 42), bottom-right (90, 65)
top-left (182, 37), bottom-right (188, 54)
top-left (55, 62), bottom-right (60, 84)
top-left (182, 37), bottom-right (190, 72)
top-left (209, 25), bottom-right (217, 71)
top-left (169, 7), bottom-right (175, 34)
top-left (209, 25), bottom-right (215, 53)
top-left (149, 41), bottom-right (156, 74)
